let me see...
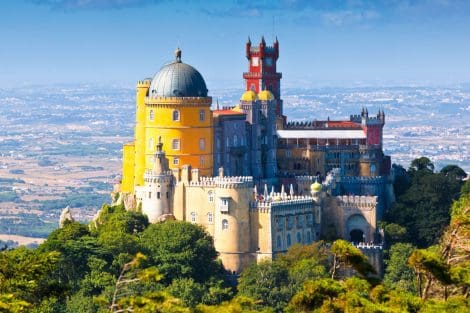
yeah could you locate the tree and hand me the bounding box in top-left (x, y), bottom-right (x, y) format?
top-left (286, 278), bottom-right (344, 313)
top-left (140, 221), bottom-right (222, 284)
top-left (237, 260), bottom-right (292, 312)
top-left (330, 240), bottom-right (376, 282)
top-left (440, 165), bottom-right (467, 181)
top-left (409, 157), bottom-right (434, 173)
top-left (408, 247), bottom-right (451, 300)
top-left (383, 243), bottom-right (417, 293)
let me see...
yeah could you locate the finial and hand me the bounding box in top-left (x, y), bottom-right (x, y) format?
top-left (156, 136), bottom-right (163, 153)
top-left (247, 36), bottom-right (251, 44)
top-left (275, 36), bottom-right (278, 44)
top-left (175, 47), bottom-right (182, 63)
top-left (261, 36), bottom-right (266, 45)
top-left (216, 97), bottom-right (220, 110)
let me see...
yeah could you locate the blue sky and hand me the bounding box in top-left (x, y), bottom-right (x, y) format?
top-left (1, 0), bottom-right (469, 89)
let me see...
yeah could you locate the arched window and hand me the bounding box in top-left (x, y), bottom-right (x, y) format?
top-left (233, 135), bottom-right (238, 146)
top-left (199, 109), bottom-right (205, 121)
top-left (277, 235), bottom-right (282, 248)
top-left (296, 232), bottom-right (302, 243)
top-left (190, 212), bottom-right (196, 223)
top-left (200, 156), bottom-right (205, 166)
top-left (208, 191), bottom-right (214, 202)
top-left (149, 110), bottom-right (154, 121)
top-left (226, 137), bottom-right (230, 148)
top-left (199, 138), bottom-right (205, 151)
top-left (222, 219), bottom-right (228, 230)
top-left (172, 110), bottom-right (180, 121)
top-left (173, 157), bottom-right (179, 165)
top-left (287, 234), bottom-right (291, 247)
top-left (307, 231), bottom-right (311, 243)
top-left (207, 212), bottom-right (213, 223)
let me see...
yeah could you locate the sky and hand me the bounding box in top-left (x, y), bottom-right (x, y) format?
top-left (0, 0), bottom-right (469, 89)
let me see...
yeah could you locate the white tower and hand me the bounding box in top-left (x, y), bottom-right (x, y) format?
top-left (142, 138), bottom-right (173, 222)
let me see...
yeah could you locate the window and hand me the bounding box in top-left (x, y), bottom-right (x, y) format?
top-left (200, 156), bottom-right (205, 166)
top-left (233, 135), bottom-right (238, 146)
top-left (277, 235), bottom-right (282, 248)
top-left (297, 232), bottom-right (302, 243)
top-left (296, 216), bottom-right (304, 228)
top-left (208, 191), bottom-right (214, 202)
top-left (216, 138), bottom-right (221, 150)
top-left (199, 138), bottom-right (205, 151)
top-left (190, 212), bottom-right (196, 223)
top-left (157, 192), bottom-right (160, 199)
top-left (219, 198), bottom-right (229, 213)
top-left (306, 214), bottom-right (313, 226)
top-left (172, 110), bottom-right (180, 121)
top-left (307, 231), bottom-right (311, 243)
top-left (172, 139), bottom-right (180, 150)
top-left (199, 110), bottom-right (205, 121)
top-left (149, 110), bottom-right (154, 121)
top-left (148, 192), bottom-right (151, 198)
top-left (286, 150), bottom-right (292, 158)
top-left (370, 164), bottom-right (376, 175)
top-left (287, 216), bottom-right (294, 230)
top-left (287, 234), bottom-right (291, 247)
top-left (173, 157), bottom-right (179, 165)
top-left (148, 138), bottom-right (154, 150)
top-left (276, 218), bottom-right (284, 231)
top-left (207, 212), bottom-right (213, 223)
top-left (222, 219), bottom-right (228, 230)
top-left (226, 137), bottom-right (230, 148)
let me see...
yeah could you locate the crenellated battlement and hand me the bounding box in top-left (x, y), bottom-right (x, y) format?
top-left (340, 175), bottom-right (386, 184)
top-left (144, 169), bottom-right (173, 183)
top-left (188, 175), bottom-right (254, 189)
top-left (337, 195), bottom-right (377, 207)
top-left (251, 196), bottom-right (314, 213)
top-left (145, 96), bottom-right (212, 105)
top-left (136, 79), bottom-right (151, 87)
top-left (295, 175), bottom-right (317, 183)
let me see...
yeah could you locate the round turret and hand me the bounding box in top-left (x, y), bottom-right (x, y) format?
top-left (241, 90), bottom-right (258, 101)
top-left (258, 90), bottom-right (274, 101)
top-left (149, 49), bottom-right (208, 97)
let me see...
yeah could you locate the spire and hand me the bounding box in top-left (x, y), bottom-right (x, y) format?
top-left (261, 35), bottom-right (266, 45)
top-left (175, 47), bottom-right (182, 63)
top-left (289, 184), bottom-right (294, 197)
top-left (263, 184), bottom-right (268, 199)
top-left (247, 36), bottom-right (251, 45)
top-left (281, 184), bottom-right (286, 199)
top-left (216, 97), bottom-right (220, 110)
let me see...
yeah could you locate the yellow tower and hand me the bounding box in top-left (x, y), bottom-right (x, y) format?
top-left (122, 48), bottom-right (213, 193)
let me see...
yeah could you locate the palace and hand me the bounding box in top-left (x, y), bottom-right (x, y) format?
top-left (115, 38), bottom-right (393, 273)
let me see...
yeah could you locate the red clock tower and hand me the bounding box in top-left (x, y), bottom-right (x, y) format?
top-left (244, 36), bottom-right (283, 117)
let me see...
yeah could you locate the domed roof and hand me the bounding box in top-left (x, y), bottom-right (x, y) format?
top-left (149, 48), bottom-right (208, 98)
top-left (258, 90), bottom-right (274, 101)
top-left (310, 181), bottom-right (322, 193)
top-left (241, 90), bottom-right (258, 101)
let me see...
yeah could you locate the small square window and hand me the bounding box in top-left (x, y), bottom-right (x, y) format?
top-left (173, 157), bottom-right (179, 165)
top-left (199, 110), bottom-right (205, 121)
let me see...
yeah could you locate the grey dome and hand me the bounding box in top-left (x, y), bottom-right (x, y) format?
top-left (149, 52), bottom-right (208, 97)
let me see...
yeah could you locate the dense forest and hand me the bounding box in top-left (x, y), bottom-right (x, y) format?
top-left (0, 158), bottom-right (469, 312)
